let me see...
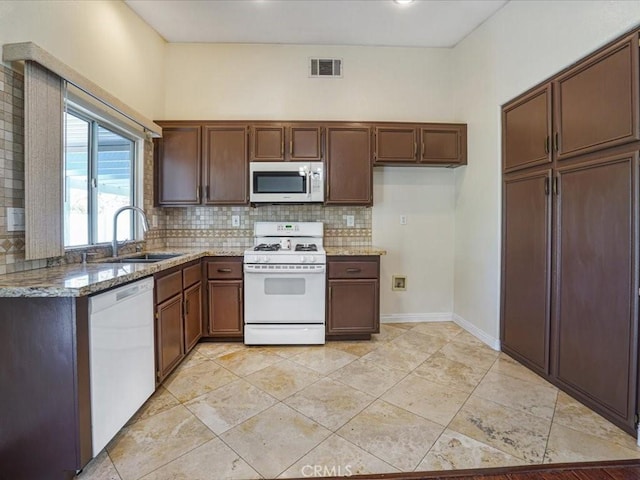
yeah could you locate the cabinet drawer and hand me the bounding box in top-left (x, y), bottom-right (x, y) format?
top-left (183, 262), bottom-right (202, 289)
top-left (156, 270), bottom-right (183, 304)
top-left (207, 261), bottom-right (242, 280)
top-left (329, 261), bottom-right (378, 279)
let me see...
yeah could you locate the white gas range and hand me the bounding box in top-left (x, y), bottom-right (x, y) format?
top-left (243, 222), bottom-right (326, 345)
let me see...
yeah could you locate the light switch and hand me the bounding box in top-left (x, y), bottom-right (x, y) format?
top-left (7, 207), bottom-right (25, 232)
top-left (346, 215), bottom-right (355, 227)
top-left (232, 215), bottom-right (240, 227)
top-left (400, 215), bottom-right (407, 225)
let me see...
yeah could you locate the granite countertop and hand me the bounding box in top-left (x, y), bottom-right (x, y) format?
top-left (0, 246), bottom-right (385, 298)
top-left (0, 248), bottom-right (245, 298)
top-left (325, 246), bottom-right (387, 256)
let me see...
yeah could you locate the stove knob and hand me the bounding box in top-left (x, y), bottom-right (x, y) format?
top-left (308, 256), bottom-right (316, 263)
top-left (261, 256), bottom-right (269, 263)
top-left (249, 255), bottom-right (258, 263)
top-left (300, 256), bottom-right (307, 263)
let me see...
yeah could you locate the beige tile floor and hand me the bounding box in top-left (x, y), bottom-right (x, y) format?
top-left (75, 322), bottom-right (640, 480)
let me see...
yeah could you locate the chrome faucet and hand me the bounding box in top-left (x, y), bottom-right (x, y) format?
top-left (112, 206), bottom-right (150, 258)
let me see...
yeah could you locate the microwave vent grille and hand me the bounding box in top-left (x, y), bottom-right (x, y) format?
top-left (309, 58), bottom-right (342, 78)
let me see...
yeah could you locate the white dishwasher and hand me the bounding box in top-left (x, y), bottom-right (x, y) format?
top-left (88, 277), bottom-right (155, 456)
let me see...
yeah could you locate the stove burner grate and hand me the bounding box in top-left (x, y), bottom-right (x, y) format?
top-left (295, 244), bottom-right (318, 252)
top-left (254, 243), bottom-right (281, 252)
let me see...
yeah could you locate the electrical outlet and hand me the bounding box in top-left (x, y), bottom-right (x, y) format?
top-left (400, 215), bottom-right (407, 225)
top-left (392, 275), bottom-right (407, 291)
top-left (232, 215), bottom-right (240, 227)
top-left (7, 207), bottom-right (25, 232)
top-left (346, 215), bottom-right (355, 227)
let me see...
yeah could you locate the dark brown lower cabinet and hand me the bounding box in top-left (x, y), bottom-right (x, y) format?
top-left (327, 256), bottom-right (380, 339)
top-left (0, 297), bottom-right (91, 480)
top-left (553, 151), bottom-right (638, 429)
top-left (155, 260), bottom-right (203, 382)
top-left (156, 294), bottom-right (184, 381)
top-left (183, 282), bottom-right (203, 351)
top-left (501, 169), bottom-right (551, 375)
top-left (208, 280), bottom-right (243, 337)
top-left (203, 257), bottom-right (244, 339)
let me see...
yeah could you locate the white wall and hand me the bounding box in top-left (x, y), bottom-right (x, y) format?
top-left (451, 1), bottom-right (640, 343)
top-left (0, 0), bottom-right (166, 119)
top-left (164, 43), bottom-right (459, 318)
top-left (374, 167), bottom-right (455, 319)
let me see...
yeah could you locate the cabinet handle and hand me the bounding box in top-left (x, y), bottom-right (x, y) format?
top-left (422, 142), bottom-right (425, 157)
top-left (553, 176), bottom-right (559, 195)
top-left (414, 141), bottom-right (417, 158)
top-left (238, 287), bottom-right (243, 304)
top-left (544, 136), bottom-right (550, 155)
top-left (328, 286), bottom-right (332, 303)
top-left (544, 177), bottom-right (550, 195)
top-left (289, 139), bottom-right (293, 156)
top-left (281, 135), bottom-right (284, 156)
top-left (346, 267), bottom-right (361, 273)
top-left (205, 185), bottom-right (210, 201)
top-left (196, 186), bottom-right (201, 202)
top-left (217, 268), bottom-right (232, 273)
top-left (185, 299), bottom-right (189, 315)
top-left (554, 132), bottom-right (559, 152)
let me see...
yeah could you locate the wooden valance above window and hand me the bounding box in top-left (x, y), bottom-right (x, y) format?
top-left (2, 42), bottom-right (162, 138)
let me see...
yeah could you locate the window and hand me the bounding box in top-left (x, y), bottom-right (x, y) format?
top-left (64, 109), bottom-right (138, 247)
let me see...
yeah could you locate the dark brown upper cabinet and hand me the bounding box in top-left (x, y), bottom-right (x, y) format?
top-left (250, 125), bottom-right (284, 161)
top-left (420, 124), bottom-right (467, 165)
top-left (155, 121), bottom-right (249, 206)
top-left (502, 85), bottom-right (552, 173)
top-left (374, 123), bottom-right (467, 167)
top-left (155, 123), bottom-right (201, 205)
top-left (203, 125), bottom-right (249, 204)
top-left (250, 124), bottom-right (323, 161)
top-left (289, 125), bottom-right (323, 161)
top-left (554, 32), bottom-right (639, 161)
top-left (374, 126), bottom-right (418, 163)
top-left (325, 125), bottom-right (372, 206)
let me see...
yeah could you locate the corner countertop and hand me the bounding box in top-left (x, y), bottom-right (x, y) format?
top-left (0, 246), bottom-right (386, 298)
top-left (0, 248), bottom-right (244, 298)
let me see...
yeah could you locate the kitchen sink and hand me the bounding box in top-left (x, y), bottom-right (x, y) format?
top-left (115, 253), bottom-right (182, 263)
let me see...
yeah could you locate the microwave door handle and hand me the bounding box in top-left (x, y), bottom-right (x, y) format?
top-left (307, 171), bottom-right (312, 199)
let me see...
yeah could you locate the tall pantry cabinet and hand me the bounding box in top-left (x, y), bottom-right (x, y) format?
top-left (501, 31), bottom-right (640, 434)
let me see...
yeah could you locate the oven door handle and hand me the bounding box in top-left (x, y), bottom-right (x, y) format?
top-left (244, 266), bottom-right (326, 274)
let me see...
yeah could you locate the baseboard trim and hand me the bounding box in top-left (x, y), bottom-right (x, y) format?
top-left (380, 313), bottom-right (453, 324)
top-left (452, 313), bottom-right (501, 351)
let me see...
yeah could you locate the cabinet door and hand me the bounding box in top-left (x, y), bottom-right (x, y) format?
top-left (156, 294), bottom-right (184, 381)
top-left (554, 33), bottom-right (640, 160)
top-left (250, 125), bottom-right (285, 161)
top-left (501, 169), bottom-right (551, 375)
top-left (374, 126), bottom-right (418, 164)
top-left (553, 152), bottom-right (638, 429)
top-left (155, 124), bottom-right (201, 205)
top-left (183, 282), bottom-right (202, 353)
top-left (325, 126), bottom-right (372, 205)
top-left (327, 279), bottom-right (379, 335)
top-left (208, 280), bottom-right (243, 337)
top-left (289, 125), bottom-right (322, 161)
top-left (502, 85), bottom-right (552, 173)
top-left (420, 124), bottom-right (467, 166)
top-left (203, 125), bottom-right (248, 205)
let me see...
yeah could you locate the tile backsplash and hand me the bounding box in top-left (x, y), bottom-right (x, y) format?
top-left (162, 204), bottom-right (371, 249)
top-left (0, 63), bottom-right (371, 275)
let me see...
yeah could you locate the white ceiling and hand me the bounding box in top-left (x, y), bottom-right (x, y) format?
top-left (125, 0), bottom-right (509, 48)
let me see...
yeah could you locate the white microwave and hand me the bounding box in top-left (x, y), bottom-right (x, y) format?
top-left (249, 162), bottom-right (324, 203)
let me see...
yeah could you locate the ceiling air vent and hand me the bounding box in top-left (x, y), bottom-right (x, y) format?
top-left (309, 58), bottom-right (342, 78)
